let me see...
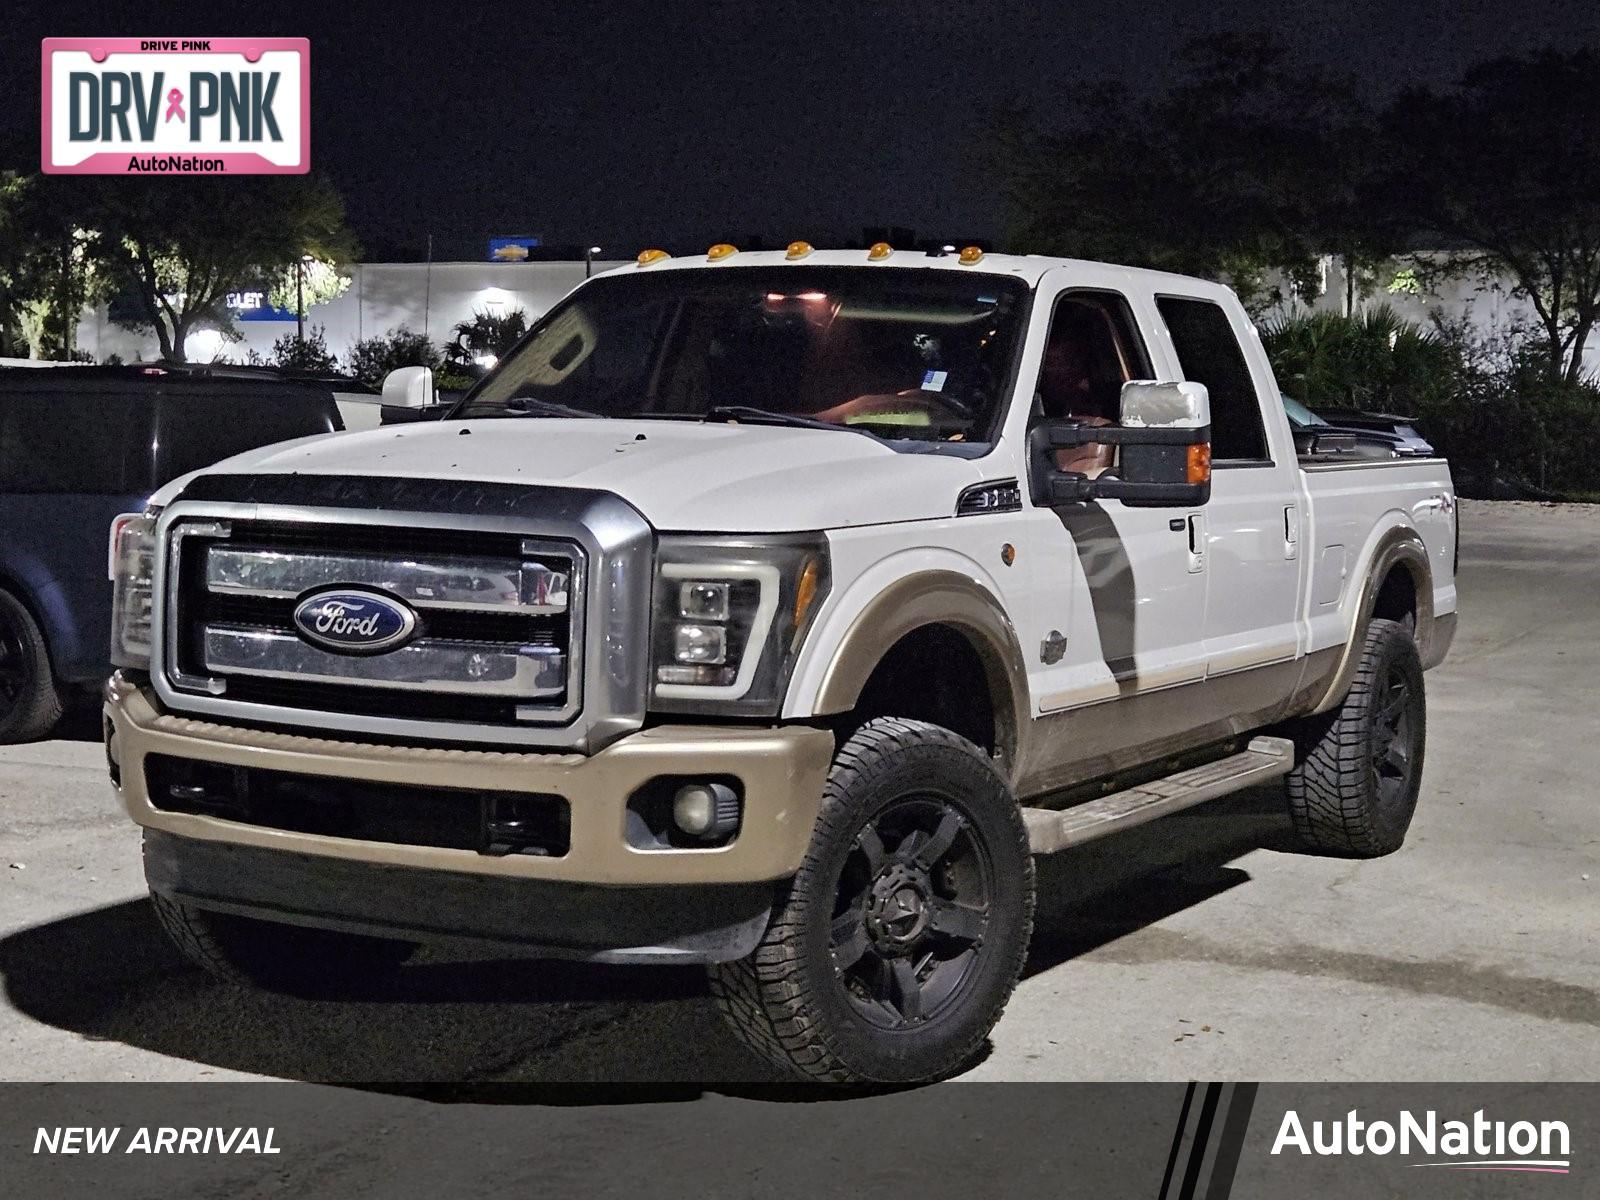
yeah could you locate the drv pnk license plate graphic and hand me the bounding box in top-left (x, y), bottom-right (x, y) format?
top-left (41, 38), bottom-right (309, 174)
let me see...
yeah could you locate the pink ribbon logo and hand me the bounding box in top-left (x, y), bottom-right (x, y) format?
top-left (164, 88), bottom-right (185, 123)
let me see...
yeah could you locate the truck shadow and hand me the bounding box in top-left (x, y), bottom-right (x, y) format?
top-left (0, 787), bottom-right (1292, 1088)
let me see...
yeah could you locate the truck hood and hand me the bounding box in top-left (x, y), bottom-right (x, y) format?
top-left (158, 418), bottom-right (990, 532)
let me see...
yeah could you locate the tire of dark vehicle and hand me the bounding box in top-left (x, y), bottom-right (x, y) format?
top-left (709, 717), bottom-right (1034, 1083)
top-left (149, 891), bottom-right (417, 996)
top-left (1285, 617), bottom-right (1427, 857)
top-left (0, 588), bottom-right (64, 744)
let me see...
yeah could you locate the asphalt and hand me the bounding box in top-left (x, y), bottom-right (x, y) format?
top-left (1, 499), bottom-right (1596, 1084)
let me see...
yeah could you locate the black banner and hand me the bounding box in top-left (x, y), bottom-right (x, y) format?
top-left (3, 1082), bottom-right (1593, 1198)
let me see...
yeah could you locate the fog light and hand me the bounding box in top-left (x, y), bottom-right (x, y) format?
top-left (672, 782), bottom-right (741, 840)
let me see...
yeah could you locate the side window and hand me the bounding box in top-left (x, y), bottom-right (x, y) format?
top-left (1033, 291), bottom-right (1151, 424)
top-left (1156, 297), bottom-right (1270, 462)
top-left (0, 393), bottom-right (136, 494)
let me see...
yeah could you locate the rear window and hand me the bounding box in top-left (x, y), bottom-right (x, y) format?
top-left (0, 380), bottom-right (339, 497)
top-left (0, 393), bottom-right (147, 495)
top-left (152, 391), bottom-right (336, 481)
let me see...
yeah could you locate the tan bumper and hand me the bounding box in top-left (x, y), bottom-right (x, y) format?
top-left (105, 675), bottom-right (833, 885)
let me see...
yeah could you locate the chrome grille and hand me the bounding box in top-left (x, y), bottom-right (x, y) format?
top-left (165, 518), bottom-right (583, 731)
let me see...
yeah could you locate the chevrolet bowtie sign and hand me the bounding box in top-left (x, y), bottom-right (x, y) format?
top-left (42, 38), bottom-right (310, 174)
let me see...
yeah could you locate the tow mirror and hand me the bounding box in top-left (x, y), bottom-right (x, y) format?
top-left (380, 365), bottom-right (436, 408)
top-left (1027, 380), bottom-right (1212, 508)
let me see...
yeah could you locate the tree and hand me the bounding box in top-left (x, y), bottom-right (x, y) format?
top-left (1383, 49), bottom-right (1600, 383)
top-left (266, 257), bottom-right (351, 322)
top-left (998, 34), bottom-right (1384, 313)
top-left (0, 174), bottom-right (107, 359)
top-left (86, 175), bottom-right (355, 362)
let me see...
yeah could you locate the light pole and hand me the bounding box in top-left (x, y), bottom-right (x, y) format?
top-left (295, 254), bottom-right (313, 347)
top-left (585, 245), bottom-right (602, 278)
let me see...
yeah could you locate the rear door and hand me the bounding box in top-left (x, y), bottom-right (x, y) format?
top-left (1149, 293), bottom-right (1306, 677)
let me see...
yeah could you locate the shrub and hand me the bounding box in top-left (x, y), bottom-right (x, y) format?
top-left (1259, 304), bottom-right (1462, 415)
top-left (270, 325), bottom-right (338, 373)
top-left (446, 307), bottom-right (528, 367)
top-left (345, 326), bottom-right (439, 388)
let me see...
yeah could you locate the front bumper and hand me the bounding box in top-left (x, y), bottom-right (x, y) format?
top-left (105, 673), bottom-right (834, 887)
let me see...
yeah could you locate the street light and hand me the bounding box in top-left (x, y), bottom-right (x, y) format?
top-left (585, 245), bottom-right (603, 278)
top-left (295, 254), bottom-right (314, 347)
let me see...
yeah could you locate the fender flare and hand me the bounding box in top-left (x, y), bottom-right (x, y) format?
top-left (811, 569), bottom-right (1030, 773)
top-left (1310, 526), bottom-right (1434, 715)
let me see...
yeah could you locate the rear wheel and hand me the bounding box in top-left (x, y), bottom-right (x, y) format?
top-left (710, 718), bottom-right (1033, 1083)
top-left (150, 891), bottom-right (417, 996)
top-left (1286, 618), bottom-right (1426, 856)
top-left (0, 589), bottom-right (64, 744)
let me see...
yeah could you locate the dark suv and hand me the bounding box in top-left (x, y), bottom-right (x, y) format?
top-left (0, 368), bottom-right (341, 742)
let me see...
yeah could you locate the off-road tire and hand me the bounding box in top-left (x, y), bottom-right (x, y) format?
top-left (1286, 618), bottom-right (1426, 857)
top-left (709, 717), bottom-right (1034, 1083)
top-left (0, 588), bottom-right (64, 744)
top-left (150, 891), bottom-right (417, 996)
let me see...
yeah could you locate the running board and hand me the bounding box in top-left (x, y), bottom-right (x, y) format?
top-left (1022, 736), bottom-right (1295, 854)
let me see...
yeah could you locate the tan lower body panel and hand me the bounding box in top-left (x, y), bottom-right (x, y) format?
top-left (105, 674), bottom-right (834, 885)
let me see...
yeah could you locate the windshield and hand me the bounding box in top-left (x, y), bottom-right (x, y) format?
top-left (451, 267), bottom-right (1030, 447)
top-left (1280, 393), bottom-right (1328, 428)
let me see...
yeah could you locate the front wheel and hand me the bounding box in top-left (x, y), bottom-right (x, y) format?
top-left (1285, 617), bottom-right (1427, 856)
top-left (0, 588), bottom-right (64, 744)
top-left (710, 718), bottom-right (1034, 1083)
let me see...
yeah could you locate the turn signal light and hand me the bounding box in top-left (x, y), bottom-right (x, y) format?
top-left (785, 240), bottom-right (814, 260)
top-left (636, 248), bottom-right (671, 267)
top-left (707, 243), bottom-right (738, 261)
top-left (867, 242), bottom-right (892, 261)
top-left (958, 245), bottom-right (985, 265)
top-left (1187, 443), bottom-right (1212, 485)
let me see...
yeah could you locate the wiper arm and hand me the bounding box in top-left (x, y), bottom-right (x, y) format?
top-left (707, 405), bottom-right (876, 434)
top-left (503, 396), bottom-right (601, 418)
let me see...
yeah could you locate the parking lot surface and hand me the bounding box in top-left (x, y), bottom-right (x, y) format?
top-left (1, 500), bottom-right (1596, 1083)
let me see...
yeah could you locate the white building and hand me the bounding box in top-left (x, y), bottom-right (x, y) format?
top-left (74, 259), bottom-right (627, 367)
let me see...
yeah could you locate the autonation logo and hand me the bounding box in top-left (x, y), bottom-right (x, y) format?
top-left (1273, 1107), bottom-right (1572, 1174)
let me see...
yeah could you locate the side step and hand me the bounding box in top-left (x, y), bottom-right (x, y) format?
top-left (1022, 736), bottom-right (1296, 854)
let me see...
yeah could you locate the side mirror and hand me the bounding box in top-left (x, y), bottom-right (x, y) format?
top-left (380, 365), bottom-right (435, 408)
top-left (1027, 380), bottom-right (1212, 508)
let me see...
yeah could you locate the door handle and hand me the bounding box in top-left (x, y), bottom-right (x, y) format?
top-left (1283, 505), bottom-right (1299, 560)
top-left (1186, 513), bottom-right (1206, 574)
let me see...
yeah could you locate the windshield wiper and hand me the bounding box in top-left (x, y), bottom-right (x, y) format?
top-left (634, 405), bottom-right (875, 435)
top-left (502, 396), bottom-right (601, 418)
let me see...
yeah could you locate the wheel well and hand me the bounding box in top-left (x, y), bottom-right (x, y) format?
top-left (841, 624), bottom-right (997, 756)
top-left (1371, 565), bottom-right (1418, 628)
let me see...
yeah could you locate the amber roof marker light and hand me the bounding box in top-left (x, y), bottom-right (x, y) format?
top-left (958, 246), bottom-right (985, 265)
top-left (707, 243), bottom-right (738, 261)
top-left (785, 240), bottom-right (814, 260)
top-left (636, 248), bottom-right (671, 267)
top-left (867, 242), bottom-right (893, 261)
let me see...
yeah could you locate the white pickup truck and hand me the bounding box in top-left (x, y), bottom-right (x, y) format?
top-left (104, 246), bottom-right (1457, 1083)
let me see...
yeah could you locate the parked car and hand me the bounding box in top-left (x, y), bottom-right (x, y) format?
top-left (105, 250), bottom-right (1457, 1083)
top-left (0, 367), bottom-right (341, 741)
top-left (1282, 394), bottom-right (1430, 459)
top-left (1307, 404), bottom-right (1434, 456)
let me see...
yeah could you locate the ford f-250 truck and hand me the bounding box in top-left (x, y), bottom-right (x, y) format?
top-left (104, 245), bottom-right (1457, 1083)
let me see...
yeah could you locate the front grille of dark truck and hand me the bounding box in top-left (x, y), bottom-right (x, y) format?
top-left (163, 517), bottom-right (582, 735)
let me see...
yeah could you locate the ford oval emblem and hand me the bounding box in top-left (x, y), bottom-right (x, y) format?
top-left (292, 588), bottom-right (418, 655)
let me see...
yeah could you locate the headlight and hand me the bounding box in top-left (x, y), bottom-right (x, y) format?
top-left (109, 510), bottom-right (160, 670)
top-left (650, 534), bottom-right (829, 715)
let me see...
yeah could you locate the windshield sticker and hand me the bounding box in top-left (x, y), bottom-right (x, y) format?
top-left (921, 370), bottom-right (948, 392)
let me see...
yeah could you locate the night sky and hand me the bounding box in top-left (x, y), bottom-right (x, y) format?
top-left (6, 0), bottom-right (1599, 259)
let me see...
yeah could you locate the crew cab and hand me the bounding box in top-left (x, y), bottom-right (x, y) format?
top-left (103, 247), bottom-right (1458, 1083)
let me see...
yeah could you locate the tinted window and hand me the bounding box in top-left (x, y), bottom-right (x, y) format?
top-left (152, 390), bottom-right (336, 481)
top-left (1033, 291), bottom-right (1152, 422)
top-left (1157, 297), bottom-right (1269, 461)
top-left (0, 394), bottom-right (146, 495)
